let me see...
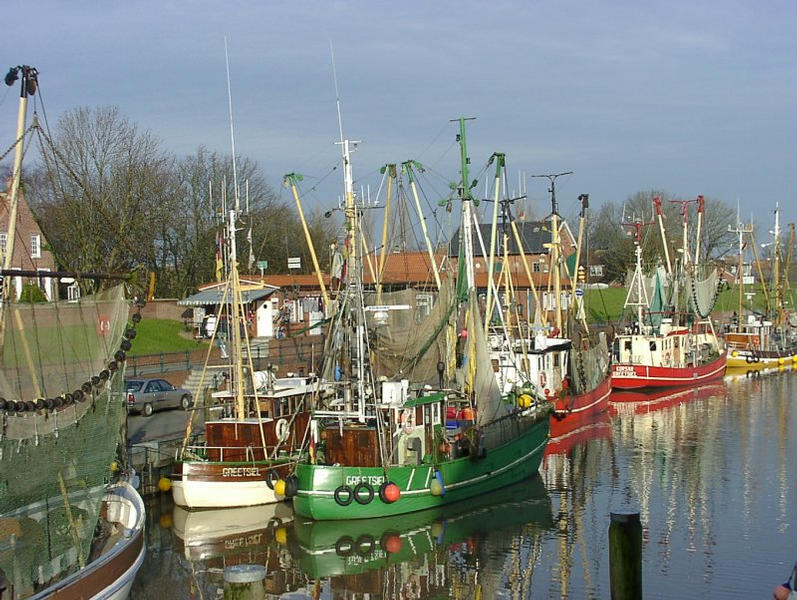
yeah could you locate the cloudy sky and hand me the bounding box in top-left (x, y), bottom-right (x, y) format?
top-left (3, 1), bottom-right (797, 232)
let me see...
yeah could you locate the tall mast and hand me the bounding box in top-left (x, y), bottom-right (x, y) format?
top-left (531, 171), bottom-right (572, 333)
top-left (728, 214), bottom-right (753, 333)
top-left (772, 202), bottom-right (782, 323)
top-left (453, 117), bottom-right (477, 294)
top-left (653, 196), bottom-right (672, 274)
top-left (0, 65), bottom-right (37, 343)
top-left (622, 220), bottom-right (653, 328)
top-left (484, 152), bottom-right (505, 334)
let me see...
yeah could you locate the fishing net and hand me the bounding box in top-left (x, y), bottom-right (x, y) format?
top-left (365, 278), bottom-right (456, 386)
top-left (689, 264), bottom-right (721, 319)
top-left (570, 332), bottom-right (610, 395)
top-left (0, 285), bottom-right (129, 594)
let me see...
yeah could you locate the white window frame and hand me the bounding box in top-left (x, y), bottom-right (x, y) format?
top-left (30, 234), bottom-right (41, 259)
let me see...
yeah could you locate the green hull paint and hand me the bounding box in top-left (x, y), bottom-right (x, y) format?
top-left (289, 476), bottom-right (553, 578)
top-left (292, 416), bottom-right (549, 520)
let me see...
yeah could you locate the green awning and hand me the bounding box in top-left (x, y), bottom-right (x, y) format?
top-left (403, 392), bottom-right (446, 408)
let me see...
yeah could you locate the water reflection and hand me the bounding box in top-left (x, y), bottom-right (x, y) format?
top-left (129, 371), bottom-right (797, 599)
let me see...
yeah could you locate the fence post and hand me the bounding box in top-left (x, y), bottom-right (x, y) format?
top-left (185, 350), bottom-right (190, 370)
top-left (160, 353), bottom-right (164, 373)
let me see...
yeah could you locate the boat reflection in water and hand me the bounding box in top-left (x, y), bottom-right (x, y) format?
top-left (288, 477), bottom-right (553, 598)
top-left (609, 381), bottom-right (728, 415)
top-left (170, 502), bottom-right (302, 598)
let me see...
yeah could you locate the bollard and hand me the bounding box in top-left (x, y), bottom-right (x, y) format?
top-left (609, 511), bottom-right (642, 600)
top-left (224, 564), bottom-right (266, 600)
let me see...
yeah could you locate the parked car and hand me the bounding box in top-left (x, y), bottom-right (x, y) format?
top-left (125, 378), bottom-right (193, 417)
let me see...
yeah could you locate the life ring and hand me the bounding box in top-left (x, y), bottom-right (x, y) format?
top-left (353, 481), bottom-right (374, 505)
top-left (265, 469), bottom-right (279, 490)
top-left (335, 535), bottom-right (355, 556)
top-left (334, 485), bottom-right (354, 506)
top-left (400, 409), bottom-right (415, 434)
top-left (275, 418), bottom-right (290, 443)
top-left (355, 534), bottom-right (376, 556)
top-left (539, 372), bottom-right (547, 387)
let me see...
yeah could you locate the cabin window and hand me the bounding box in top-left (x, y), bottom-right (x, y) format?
top-left (554, 354), bottom-right (560, 367)
top-left (432, 402), bottom-right (440, 425)
top-left (624, 341), bottom-right (632, 351)
top-left (649, 341), bottom-right (657, 351)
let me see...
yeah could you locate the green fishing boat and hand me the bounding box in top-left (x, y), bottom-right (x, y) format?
top-left (287, 118), bottom-right (550, 520)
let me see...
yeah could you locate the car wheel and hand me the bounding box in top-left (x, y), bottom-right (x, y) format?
top-left (143, 403), bottom-right (154, 417)
top-left (181, 395), bottom-right (192, 410)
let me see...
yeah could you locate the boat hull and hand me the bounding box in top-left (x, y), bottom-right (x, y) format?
top-left (549, 374), bottom-right (612, 438)
top-left (292, 414), bottom-right (549, 520)
top-left (611, 352), bottom-right (727, 390)
top-left (171, 460), bottom-right (291, 509)
top-left (25, 481), bottom-right (146, 600)
top-left (726, 348), bottom-right (797, 369)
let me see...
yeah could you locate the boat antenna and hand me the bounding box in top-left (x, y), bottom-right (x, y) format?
top-left (224, 37), bottom-right (240, 214)
top-left (330, 41), bottom-right (345, 147)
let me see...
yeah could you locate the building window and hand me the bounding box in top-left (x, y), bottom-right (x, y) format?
top-left (67, 282), bottom-right (80, 302)
top-left (0, 233), bottom-right (6, 254)
top-left (532, 262), bottom-right (541, 273)
top-left (30, 234), bottom-right (41, 259)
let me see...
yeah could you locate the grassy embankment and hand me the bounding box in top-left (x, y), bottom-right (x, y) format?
top-left (582, 284), bottom-right (774, 325)
top-left (128, 318), bottom-right (208, 356)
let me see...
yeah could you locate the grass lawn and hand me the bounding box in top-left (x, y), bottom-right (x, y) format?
top-left (129, 318), bottom-right (208, 356)
top-left (583, 287), bottom-right (628, 324)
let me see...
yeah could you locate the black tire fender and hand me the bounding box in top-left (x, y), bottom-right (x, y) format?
top-left (353, 482), bottom-right (374, 505)
top-left (335, 535), bottom-right (354, 556)
top-left (355, 534), bottom-right (376, 556)
top-left (265, 470), bottom-right (279, 490)
top-left (334, 485), bottom-right (354, 506)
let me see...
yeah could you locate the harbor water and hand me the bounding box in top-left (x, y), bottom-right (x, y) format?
top-left (129, 369), bottom-right (796, 599)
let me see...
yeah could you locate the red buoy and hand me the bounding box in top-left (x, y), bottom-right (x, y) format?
top-left (383, 482), bottom-right (400, 503)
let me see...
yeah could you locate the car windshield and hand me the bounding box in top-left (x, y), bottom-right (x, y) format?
top-left (125, 380), bottom-right (143, 391)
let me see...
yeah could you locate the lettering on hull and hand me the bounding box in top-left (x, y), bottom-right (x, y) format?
top-left (221, 467), bottom-right (262, 478)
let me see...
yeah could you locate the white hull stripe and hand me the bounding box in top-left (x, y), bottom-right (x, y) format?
top-left (614, 361), bottom-right (726, 383)
top-left (557, 387), bottom-right (611, 415)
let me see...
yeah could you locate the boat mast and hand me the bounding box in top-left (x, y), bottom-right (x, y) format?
top-left (484, 152), bottom-right (505, 334)
top-left (773, 202), bottom-right (781, 324)
top-left (728, 214), bottom-right (753, 333)
top-left (532, 171), bottom-right (572, 334)
top-left (0, 65), bottom-right (37, 339)
top-left (653, 196), bottom-right (672, 274)
top-left (622, 220), bottom-right (652, 329)
top-left (453, 117), bottom-right (477, 294)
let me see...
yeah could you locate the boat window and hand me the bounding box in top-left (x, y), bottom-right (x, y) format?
top-left (649, 341), bottom-right (657, 351)
top-left (554, 354), bottom-right (560, 367)
top-left (624, 341), bottom-right (632, 351)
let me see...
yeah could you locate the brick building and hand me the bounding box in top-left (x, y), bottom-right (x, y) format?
top-left (0, 183), bottom-right (57, 300)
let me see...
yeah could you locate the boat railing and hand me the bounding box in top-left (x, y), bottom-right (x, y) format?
top-left (180, 442), bottom-right (284, 462)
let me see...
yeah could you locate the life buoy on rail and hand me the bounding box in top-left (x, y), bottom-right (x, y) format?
top-left (539, 372), bottom-right (547, 388)
top-left (275, 418), bottom-right (290, 443)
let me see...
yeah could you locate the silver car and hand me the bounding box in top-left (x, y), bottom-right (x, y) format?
top-left (125, 378), bottom-right (193, 417)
